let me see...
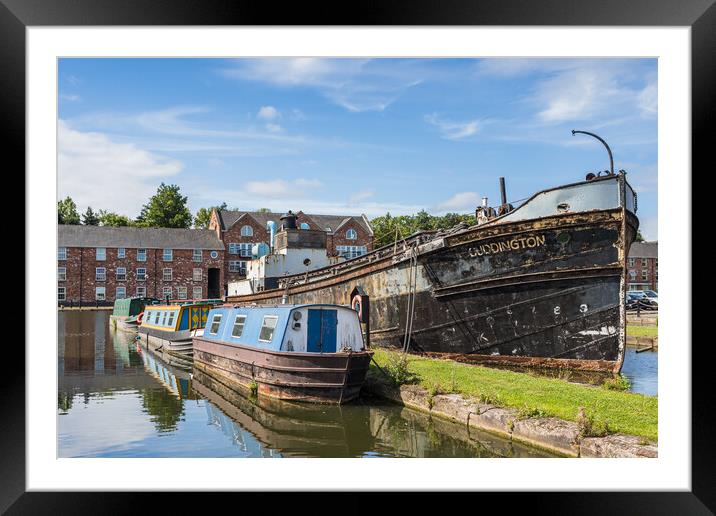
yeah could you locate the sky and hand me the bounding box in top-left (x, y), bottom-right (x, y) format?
top-left (58, 58), bottom-right (658, 239)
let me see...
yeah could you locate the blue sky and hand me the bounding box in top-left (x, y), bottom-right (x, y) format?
top-left (58, 58), bottom-right (657, 239)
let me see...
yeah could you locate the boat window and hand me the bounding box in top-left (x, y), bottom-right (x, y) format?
top-left (231, 314), bottom-right (247, 338)
top-left (209, 314), bottom-right (222, 335)
top-left (167, 310), bottom-right (176, 328)
top-left (160, 311), bottom-right (167, 326)
top-left (259, 315), bottom-right (279, 342)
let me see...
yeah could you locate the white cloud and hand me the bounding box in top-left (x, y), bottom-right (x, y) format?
top-left (265, 123), bottom-right (283, 133)
top-left (257, 106), bottom-right (280, 120)
top-left (221, 58), bottom-right (425, 112)
top-left (245, 178), bottom-right (323, 198)
top-left (348, 190), bottom-right (375, 205)
top-left (60, 93), bottom-right (81, 102)
top-left (58, 120), bottom-right (183, 217)
top-left (436, 192), bottom-right (481, 211)
top-left (637, 80), bottom-right (657, 118)
top-left (425, 113), bottom-right (483, 140)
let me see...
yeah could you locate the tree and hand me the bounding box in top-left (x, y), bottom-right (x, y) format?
top-left (98, 210), bottom-right (134, 227)
top-left (194, 202), bottom-right (227, 229)
top-left (136, 183), bottom-right (192, 229)
top-left (370, 210), bottom-right (477, 247)
top-left (256, 207), bottom-right (271, 213)
top-left (58, 196), bottom-right (80, 225)
top-left (82, 206), bottom-right (100, 225)
top-left (635, 230), bottom-right (645, 242)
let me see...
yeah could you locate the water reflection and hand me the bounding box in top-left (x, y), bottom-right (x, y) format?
top-left (58, 311), bottom-right (555, 458)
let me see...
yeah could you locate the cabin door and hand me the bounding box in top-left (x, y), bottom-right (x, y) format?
top-left (307, 309), bottom-right (337, 353)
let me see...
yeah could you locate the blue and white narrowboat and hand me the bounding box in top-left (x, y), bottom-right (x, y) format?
top-left (193, 304), bottom-right (374, 404)
top-left (138, 300), bottom-right (221, 357)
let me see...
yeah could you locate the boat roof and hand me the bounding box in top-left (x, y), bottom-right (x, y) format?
top-left (216, 303), bottom-right (353, 311)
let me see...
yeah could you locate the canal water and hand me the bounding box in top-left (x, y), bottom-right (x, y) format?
top-left (58, 311), bottom-right (556, 458)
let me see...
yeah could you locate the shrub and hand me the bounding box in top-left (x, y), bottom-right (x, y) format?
top-left (602, 374), bottom-right (631, 391)
top-left (384, 352), bottom-right (419, 385)
top-left (577, 407), bottom-right (611, 438)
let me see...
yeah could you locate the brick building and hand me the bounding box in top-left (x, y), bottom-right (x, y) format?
top-left (58, 209), bottom-right (374, 304)
top-left (58, 225), bottom-right (225, 305)
top-left (208, 209), bottom-right (374, 291)
top-left (627, 241), bottom-right (658, 291)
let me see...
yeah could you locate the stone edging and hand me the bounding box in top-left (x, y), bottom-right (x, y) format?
top-left (364, 381), bottom-right (657, 458)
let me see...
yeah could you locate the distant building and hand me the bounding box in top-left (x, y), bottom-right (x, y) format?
top-left (57, 208), bottom-right (375, 305)
top-left (208, 209), bottom-right (374, 292)
top-left (627, 241), bottom-right (658, 291)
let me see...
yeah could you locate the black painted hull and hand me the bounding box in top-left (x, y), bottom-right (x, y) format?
top-left (228, 209), bottom-right (637, 373)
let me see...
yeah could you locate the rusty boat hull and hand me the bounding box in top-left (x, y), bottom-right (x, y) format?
top-left (227, 175), bottom-right (638, 373)
top-left (193, 336), bottom-right (374, 404)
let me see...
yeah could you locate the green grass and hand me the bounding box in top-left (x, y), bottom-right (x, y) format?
top-left (370, 348), bottom-right (658, 441)
top-left (627, 324), bottom-right (658, 338)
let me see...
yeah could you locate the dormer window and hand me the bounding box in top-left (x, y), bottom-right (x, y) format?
top-left (241, 225), bottom-right (253, 237)
top-left (346, 229), bottom-right (357, 240)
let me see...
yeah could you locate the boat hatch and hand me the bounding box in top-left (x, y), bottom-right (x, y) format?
top-left (307, 309), bottom-right (337, 353)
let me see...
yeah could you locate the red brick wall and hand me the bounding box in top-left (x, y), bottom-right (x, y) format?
top-left (58, 246), bottom-right (224, 303)
top-left (329, 220), bottom-right (374, 256)
top-left (221, 215), bottom-right (271, 285)
top-left (626, 256), bottom-right (658, 290)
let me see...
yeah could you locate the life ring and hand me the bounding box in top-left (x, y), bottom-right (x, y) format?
top-left (137, 312), bottom-right (144, 324)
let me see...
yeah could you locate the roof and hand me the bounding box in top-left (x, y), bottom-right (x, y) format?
top-left (58, 225), bottom-right (224, 250)
top-left (629, 241), bottom-right (658, 259)
top-left (217, 210), bottom-right (373, 235)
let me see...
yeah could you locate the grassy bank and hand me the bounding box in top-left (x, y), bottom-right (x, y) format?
top-left (369, 349), bottom-right (658, 441)
top-left (627, 325), bottom-right (658, 338)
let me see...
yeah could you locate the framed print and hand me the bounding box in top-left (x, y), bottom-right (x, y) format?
top-left (4, 0), bottom-right (712, 512)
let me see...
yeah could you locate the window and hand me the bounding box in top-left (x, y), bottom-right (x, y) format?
top-left (116, 267), bottom-right (126, 281)
top-left (241, 225), bottom-right (254, 237)
top-left (117, 248), bottom-right (126, 258)
top-left (628, 258), bottom-right (635, 267)
top-left (177, 287), bottom-right (187, 300)
top-left (193, 268), bottom-right (202, 281)
top-left (641, 258), bottom-right (648, 267)
top-left (58, 267), bottom-right (66, 281)
top-left (629, 271), bottom-right (637, 280)
top-left (229, 243), bottom-right (253, 256)
top-left (336, 245), bottom-right (367, 259)
top-left (58, 247), bottom-right (67, 260)
top-left (209, 314), bottom-right (222, 334)
top-left (325, 226), bottom-right (332, 233)
top-left (96, 247), bottom-right (106, 260)
top-left (58, 287), bottom-right (66, 301)
top-left (163, 249), bottom-right (173, 261)
top-left (160, 311), bottom-right (168, 326)
top-left (137, 248), bottom-right (147, 262)
top-left (193, 286), bottom-right (202, 300)
top-left (167, 310), bottom-right (176, 327)
top-left (259, 316), bottom-right (279, 342)
top-left (641, 270), bottom-right (648, 280)
top-left (95, 287), bottom-right (106, 301)
top-left (163, 268), bottom-right (172, 281)
top-left (162, 286), bottom-right (172, 299)
top-left (193, 249), bottom-right (202, 262)
top-left (210, 251), bottom-right (218, 259)
top-left (116, 286), bottom-right (126, 299)
top-left (346, 228), bottom-right (357, 240)
top-left (136, 268), bottom-right (147, 281)
top-left (231, 314), bottom-right (247, 338)
top-left (136, 286), bottom-right (146, 297)
top-left (229, 261), bottom-right (247, 275)
top-left (96, 267), bottom-right (106, 281)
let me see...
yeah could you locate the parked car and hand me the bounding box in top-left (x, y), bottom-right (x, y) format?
top-left (627, 291), bottom-right (657, 310)
top-left (641, 290), bottom-right (658, 304)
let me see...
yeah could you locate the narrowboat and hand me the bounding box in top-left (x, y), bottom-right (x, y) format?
top-left (137, 300), bottom-right (222, 357)
top-left (193, 303), bottom-right (374, 404)
top-left (227, 170), bottom-right (638, 374)
top-left (110, 296), bottom-right (158, 333)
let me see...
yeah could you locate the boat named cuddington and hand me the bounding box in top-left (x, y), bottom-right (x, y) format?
top-left (193, 303), bottom-right (374, 404)
top-left (227, 171), bottom-right (639, 374)
top-left (137, 300), bottom-right (222, 357)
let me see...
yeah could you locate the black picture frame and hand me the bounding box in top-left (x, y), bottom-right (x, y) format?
top-left (3, 0), bottom-right (710, 512)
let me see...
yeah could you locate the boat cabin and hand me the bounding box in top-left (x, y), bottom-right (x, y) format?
top-left (112, 296), bottom-right (158, 318)
top-left (141, 300), bottom-right (222, 332)
top-left (201, 304), bottom-right (366, 353)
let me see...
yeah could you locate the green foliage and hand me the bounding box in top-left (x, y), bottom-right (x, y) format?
top-left (577, 407), bottom-right (612, 438)
top-left (602, 374), bottom-right (632, 391)
top-left (370, 211), bottom-right (476, 247)
top-left (58, 196), bottom-right (80, 225)
top-left (256, 207), bottom-right (271, 213)
top-left (82, 206), bottom-right (100, 225)
top-left (98, 209), bottom-right (134, 227)
top-left (194, 202), bottom-right (227, 229)
top-left (383, 352), bottom-right (419, 385)
top-left (517, 404), bottom-right (548, 419)
top-left (635, 230), bottom-right (645, 242)
top-left (136, 183), bottom-right (192, 228)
